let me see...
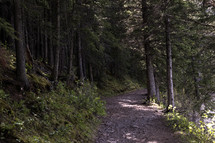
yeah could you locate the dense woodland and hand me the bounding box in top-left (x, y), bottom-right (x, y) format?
top-left (0, 0), bottom-right (215, 142)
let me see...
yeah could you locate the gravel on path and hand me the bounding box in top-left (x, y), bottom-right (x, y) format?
top-left (95, 89), bottom-right (182, 143)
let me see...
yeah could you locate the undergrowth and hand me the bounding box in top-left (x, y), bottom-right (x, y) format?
top-left (98, 75), bottom-right (141, 97)
top-left (166, 108), bottom-right (215, 143)
top-left (0, 82), bottom-right (106, 143)
top-left (28, 73), bottom-right (51, 91)
top-left (0, 45), bottom-right (13, 81)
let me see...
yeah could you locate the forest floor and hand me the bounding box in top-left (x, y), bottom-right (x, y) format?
top-left (95, 89), bottom-right (182, 143)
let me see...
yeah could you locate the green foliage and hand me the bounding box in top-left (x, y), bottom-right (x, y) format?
top-left (0, 90), bottom-right (13, 116)
top-left (28, 74), bottom-right (51, 91)
top-left (0, 82), bottom-right (105, 143)
top-left (0, 90), bottom-right (15, 141)
top-left (83, 28), bottom-right (104, 68)
top-left (98, 75), bottom-right (141, 97)
top-left (166, 109), bottom-right (215, 143)
top-left (0, 18), bottom-right (17, 40)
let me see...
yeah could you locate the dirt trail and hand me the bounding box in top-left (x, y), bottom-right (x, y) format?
top-left (95, 89), bottom-right (182, 143)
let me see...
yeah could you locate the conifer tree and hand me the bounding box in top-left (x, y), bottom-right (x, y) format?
top-left (14, 0), bottom-right (29, 89)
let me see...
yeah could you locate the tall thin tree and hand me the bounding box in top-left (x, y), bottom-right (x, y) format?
top-left (52, 0), bottom-right (61, 82)
top-left (165, 15), bottom-right (174, 109)
top-left (142, 0), bottom-right (156, 102)
top-left (78, 28), bottom-right (84, 81)
top-left (14, 0), bottom-right (29, 89)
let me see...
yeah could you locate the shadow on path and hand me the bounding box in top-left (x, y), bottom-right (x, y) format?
top-left (95, 89), bottom-right (182, 143)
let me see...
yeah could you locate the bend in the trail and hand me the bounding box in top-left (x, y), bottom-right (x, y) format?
top-left (95, 89), bottom-right (182, 143)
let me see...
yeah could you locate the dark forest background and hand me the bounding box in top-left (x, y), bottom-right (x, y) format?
top-left (0, 0), bottom-right (215, 142)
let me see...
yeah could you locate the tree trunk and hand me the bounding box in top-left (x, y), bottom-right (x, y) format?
top-left (14, 0), bottom-right (29, 89)
top-left (43, 8), bottom-right (48, 63)
top-left (40, 27), bottom-right (44, 60)
top-left (59, 46), bottom-right (64, 74)
top-left (165, 15), bottom-right (174, 109)
top-left (44, 29), bottom-right (48, 62)
top-left (36, 27), bottom-right (40, 59)
top-left (155, 74), bottom-right (160, 104)
top-left (47, 9), bottom-right (54, 67)
top-left (83, 53), bottom-right (86, 78)
top-left (191, 57), bottom-right (200, 100)
top-left (145, 44), bottom-right (156, 100)
top-left (191, 57), bottom-right (200, 122)
top-left (78, 29), bottom-right (84, 81)
top-left (89, 63), bottom-right (93, 83)
top-left (48, 37), bottom-right (54, 67)
top-left (68, 31), bottom-right (74, 81)
top-left (142, 0), bottom-right (156, 101)
top-left (52, 0), bottom-right (60, 82)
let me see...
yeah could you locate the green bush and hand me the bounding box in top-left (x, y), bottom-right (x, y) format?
top-left (166, 108), bottom-right (215, 143)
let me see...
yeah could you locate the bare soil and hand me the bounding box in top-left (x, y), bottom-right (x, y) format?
top-left (95, 89), bottom-right (182, 143)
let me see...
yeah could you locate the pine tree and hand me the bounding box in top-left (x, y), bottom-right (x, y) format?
top-left (14, 0), bottom-right (29, 89)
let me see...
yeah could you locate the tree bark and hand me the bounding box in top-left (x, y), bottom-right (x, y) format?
top-left (52, 0), bottom-right (60, 82)
top-left (145, 45), bottom-right (156, 100)
top-left (36, 27), bottom-right (40, 59)
top-left (78, 29), bottom-right (84, 81)
top-left (68, 30), bottom-right (74, 81)
top-left (40, 27), bottom-right (44, 60)
top-left (89, 63), bottom-right (93, 83)
top-left (48, 9), bottom-right (54, 67)
top-left (59, 46), bottom-right (64, 74)
top-left (142, 0), bottom-right (156, 102)
top-left (44, 9), bottom-right (48, 62)
top-left (83, 53), bottom-right (86, 78)
top-left (48, 37), bottom-right (54, 67)
top-left (14, 0), bottom-right (29, 89)
top-left (165, 15), bottom-right (175, 109)
top-left (44, 30), bottom-right (48, 62)
top-left (191, 57), bottom-right (200, 122)
top-left (191, 57), bottom-right (200, 100)
top-left (155, 74), bottom-right (160, 104)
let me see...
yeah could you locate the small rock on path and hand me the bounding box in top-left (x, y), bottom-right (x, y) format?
top-left (95, 89), bottom-right (182, 143)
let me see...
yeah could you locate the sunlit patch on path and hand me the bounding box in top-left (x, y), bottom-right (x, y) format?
top-left (95, 89), bottom-right (182, 143)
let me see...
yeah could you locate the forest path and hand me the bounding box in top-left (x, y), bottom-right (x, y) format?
top-left (95, 89), bottom-right (182, 143)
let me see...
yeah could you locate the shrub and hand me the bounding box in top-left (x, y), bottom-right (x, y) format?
top-left (166, 108), bottom-right (215, 143)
